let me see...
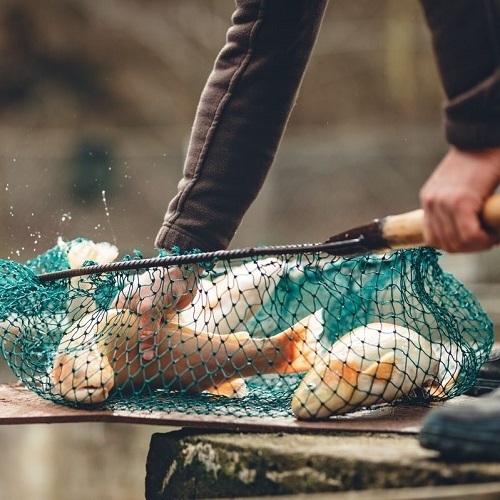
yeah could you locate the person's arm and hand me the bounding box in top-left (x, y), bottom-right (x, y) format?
top-left (155, 0), bottom-right (328, 253)
top-left (419, 0), bottom-right (500, 252)
top-left (127, 1), bottom-right (329, 359)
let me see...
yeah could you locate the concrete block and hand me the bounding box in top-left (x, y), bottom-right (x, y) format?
top-left (145, 430), bottom-right (500, 499)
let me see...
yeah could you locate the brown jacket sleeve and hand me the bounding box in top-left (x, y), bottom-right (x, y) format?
top-left (420, 0), bottom-right (500, 149)
top-left (155, 0), bottom-right (328, 252)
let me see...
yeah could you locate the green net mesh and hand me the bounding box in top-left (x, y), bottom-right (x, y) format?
top-left (0, 238), bottom-right (494, 420)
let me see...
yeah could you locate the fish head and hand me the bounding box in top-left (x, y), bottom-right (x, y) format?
top-left (51, 346), bottom-right (115, 404)
top-left (292, 356), bottom-right (356, 419)
top-left (62, 238), bottom-right (119, 269)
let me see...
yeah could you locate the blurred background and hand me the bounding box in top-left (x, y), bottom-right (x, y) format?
top-left (0, 0), bottom-right (446, 258)
top-left (0, 1), bottom-right (499, 499)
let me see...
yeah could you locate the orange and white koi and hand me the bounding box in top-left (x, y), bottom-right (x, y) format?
top-left (292, 322), bottom-right (460, 419)
top-left (51, 308), bottom-right (323, 404)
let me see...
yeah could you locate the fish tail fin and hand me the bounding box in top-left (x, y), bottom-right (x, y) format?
top-left (275, 309), bottom-right (324, 374)
top-left (205, 378), bottom-right (249, 399)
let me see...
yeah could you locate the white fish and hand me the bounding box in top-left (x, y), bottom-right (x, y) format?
top-left (58, 237), bottom-right (119, 271)
top-left (0, 239), bottom-right (118, 360)
top-left (58, 238), bottom-right (119, 322)
top-left (292, 322), bottom-right (459, 419)
top-left (178, 258), bottom-right (283, 335)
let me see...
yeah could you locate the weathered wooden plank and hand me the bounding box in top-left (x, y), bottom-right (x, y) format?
top-left (0, 382), bottom-right (469, 434)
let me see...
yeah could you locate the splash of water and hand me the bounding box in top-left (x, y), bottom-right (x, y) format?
top-left (102, 190), bottom-right (117, 246)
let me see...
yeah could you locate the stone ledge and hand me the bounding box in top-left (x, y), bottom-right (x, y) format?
top-left (234, 482), bottom-right (500, 499)
top-left (145, 430), bottom-right (500, 499)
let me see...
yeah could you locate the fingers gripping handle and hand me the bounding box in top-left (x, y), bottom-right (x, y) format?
top-left (482, 194), bottom-right (500, 229)
top-left (382, 193), bottom-right (500, 250)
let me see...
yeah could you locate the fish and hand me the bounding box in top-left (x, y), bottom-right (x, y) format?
top-left (0, 239), bottom-right (119, 360)
top-left (113, 257), bottom-right (285, 361)
top-left (51, 308), bottom-right (324, 404)
top-left (291, 322), bottom-right (460, 420)
top-left (177, 258), bottom-right (284, 335)
top-left (60, 238), bottom-right (119, 322)
top-left (58, 237), bottom-right (119, 271)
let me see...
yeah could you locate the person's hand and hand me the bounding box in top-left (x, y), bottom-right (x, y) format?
top-left (419, 146), bottom-right (500, 252)
top-left (115, 265), bottom-right (199, 361)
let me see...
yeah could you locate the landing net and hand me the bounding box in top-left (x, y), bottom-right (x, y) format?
top-left (0, 238), bottom-right (492, 420)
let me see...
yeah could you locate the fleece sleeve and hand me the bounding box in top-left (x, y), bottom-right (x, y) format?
top-left (420, 0), bottom-right (500, 149)
top-left (155, 0), bottom-right (328, 252)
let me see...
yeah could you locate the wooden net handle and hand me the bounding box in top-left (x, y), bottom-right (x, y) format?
top-left (383, 193), bottom-right (500, 249)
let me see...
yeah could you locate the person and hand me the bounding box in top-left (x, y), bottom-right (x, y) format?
top-left (122, 1), bottom-right (500, 459)
top-left (418, 2), bottom-right (500, 254)
top-left (416, 1), bottom-right (500, 460)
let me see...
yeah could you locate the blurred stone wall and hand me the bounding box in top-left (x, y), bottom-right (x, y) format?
top-left (0, 0), bottom-right (444, 257)
top-left (3, 1), bottom-right (498, 295)
top-left (3, 0), bottom-right (498, 285)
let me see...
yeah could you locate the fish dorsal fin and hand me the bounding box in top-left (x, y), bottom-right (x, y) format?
top-left (362, 352), bottom-right (395, 380)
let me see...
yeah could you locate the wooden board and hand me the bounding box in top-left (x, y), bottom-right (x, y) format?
top-left (0, 382), bottom-right (476, 434)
